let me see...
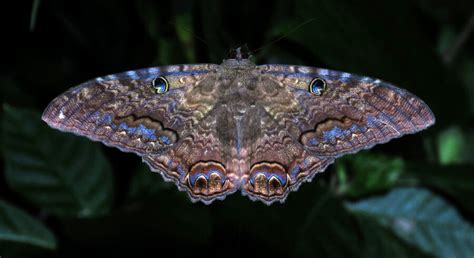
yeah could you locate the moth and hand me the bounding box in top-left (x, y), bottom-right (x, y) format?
top-left (42, 48), bottom-right (435, 205)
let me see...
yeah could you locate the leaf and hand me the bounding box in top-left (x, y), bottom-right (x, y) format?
top-left (0, 200), bottom-right (56, 250)
top-left (211, 183), bottom-right (432, 258)
top-left (437, 126), bottom-right (474, 164)
top-left (437, 126), bottom-right (465, 164)
top-left (292, 185), bottom-right (433, 258)
top-left (336, 152), bottom-right (404, 197)
top-left (2, 104), bottom-right (114, 218)
top-left (400, 162), bottom-right (474, 215)
top-left (158, 38), bottom-right (188, 65)
top-left (354, 214), bottom-right (434, 258)
top-left (175, 13), bottom-right (196, 63)
top-left (347, 187), bottom-right (474, 258)
top-left (436, 26), bottom-right (457, 57)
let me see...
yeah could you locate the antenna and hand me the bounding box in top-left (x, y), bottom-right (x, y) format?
top-left (250, 18), bottom-right (316, 56)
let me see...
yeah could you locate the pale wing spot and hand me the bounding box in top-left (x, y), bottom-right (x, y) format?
top-left (318, 69), bottom-right (329, 76)
top-left (126, 71), bottom-right (139, 79)
top-left (378, 119), bottom-right (400, 135)
top-left (298, 67), bottom-right (310, 73)
top-left (167, 66), bottom-right (179, 72)
top-left (341, 72), bottom-right (351, 79)
top-left (58, 110), bottom-right (65, 119)
top-left (147, 67), bottom-right (160, 73)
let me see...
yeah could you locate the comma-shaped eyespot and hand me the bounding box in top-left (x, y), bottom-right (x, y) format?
top-left (152, 76), bottom-right (169, 94)
top-left (186, 161), bottom-right (228, 196)
top-left (245, 162), bottom-right (289, 201)
top-left (309, 77), bottom-right (327, 96)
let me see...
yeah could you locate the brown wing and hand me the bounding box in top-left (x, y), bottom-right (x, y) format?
top-left (234, 71), bottom-right (333, 204)
top-left (238, 65), bottom-right (434, 204)
top-left (257, 64), bottom-right (435, 157)
top-left (238, 103), bottom-right (334, 204)
top-left (42, 64), bottom-right (218, 156)
top-left (143, 103), bottom-right (240, 204)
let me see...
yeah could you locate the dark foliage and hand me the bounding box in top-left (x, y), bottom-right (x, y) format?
top-left (1, 0), bottom-right (474, 257)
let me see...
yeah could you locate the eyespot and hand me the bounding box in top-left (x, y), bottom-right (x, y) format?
top-left (309, 78), bottom-right (327, 96)
top-left (152, 76), bottom-right (169, 94)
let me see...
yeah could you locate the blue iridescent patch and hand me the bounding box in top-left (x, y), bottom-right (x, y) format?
top-left (115, 122), bottom-right (157, 140)
top-left (323, 127), bottom-right (344, 142)
top-left (309, 138), bottom-right (318, 146)
top-left (177, 164), bottom-right (186, 177)
top-left (159, 135), bottom-right (172, 145)
top-left (290, 166), bottom-right (301, 179)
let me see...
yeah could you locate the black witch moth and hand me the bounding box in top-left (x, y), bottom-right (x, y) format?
top-left (42, 50), bottom-right (435, 205)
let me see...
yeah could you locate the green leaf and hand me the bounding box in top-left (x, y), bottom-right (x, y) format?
top-left (347, 187), bottom-right (474, 258)
top-left (437, 127), bottom-right (464, 164)
top-left (158, 38), bottom-right (189, 65)
top-left (292, 185), bottom-right (433, 258)
top-left (2, 104), bottom-right (114, 218)
top-left (354, 214), bottom-right (434, 258)
top-left (175, 13), bottom-right (196, 63)
top-left (0, 200), bottom-right (56, 250)
top-left (213, 183), bottom-right (432, 258)
top-left (436, 26), bottom-right (457, 57)
top-left (336, 152), bottom-right (404, 197)
top-left (400, 162), bottom-right (474, 215)
top-left (437, 126), bottom-right (474, 164)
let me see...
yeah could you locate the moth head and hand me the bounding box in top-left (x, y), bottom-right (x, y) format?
top-left (152, 76), bottom-right (169, 94)
top-left (309, 77), bottom-right (327, 96)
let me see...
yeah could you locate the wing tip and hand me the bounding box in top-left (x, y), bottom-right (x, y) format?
top-left (424, 108), bottom-right (436, 129)
top-left (416, 97), bottom-right (436, 132)
top-left (41, 101), bottom-right (60, 127)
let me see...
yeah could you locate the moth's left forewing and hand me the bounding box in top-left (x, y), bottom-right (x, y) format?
top-left (42, 64), bottom-right (219, 156)
top-left (258, 65), bottom-right (435, 158)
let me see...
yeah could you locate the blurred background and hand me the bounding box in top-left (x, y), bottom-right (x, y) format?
top-left (1, 0), bottom-right (474, 257)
